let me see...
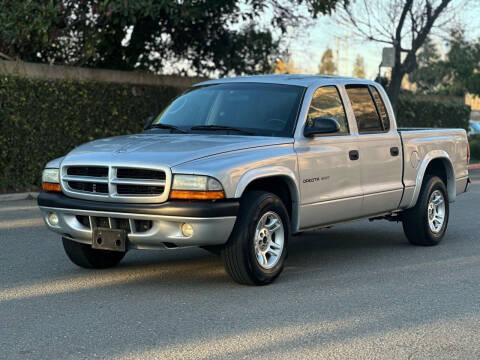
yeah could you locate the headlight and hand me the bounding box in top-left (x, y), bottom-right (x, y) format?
top-left (172, 175), bottom-right (223, 191)
top-left (170, 175), bottom-right (224, 200)
top-left (42, 168), bottom-right (59, 183)
top-left (42, 168), bottom-right (61, 192)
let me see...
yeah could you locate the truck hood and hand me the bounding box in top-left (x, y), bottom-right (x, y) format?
top-left (63, 133), bottom-right (293, 168)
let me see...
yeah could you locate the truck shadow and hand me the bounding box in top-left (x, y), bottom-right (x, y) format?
top-left (0, 219), bottom-right (418, 297)
top-left (123, 219), bottom-right (411, 282)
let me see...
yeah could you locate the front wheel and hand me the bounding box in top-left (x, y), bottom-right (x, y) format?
top-left (402, 175), bottom-right (449, 246)
top-left (62, 237), bottom-right (126, 269)
top-left (221, 191), bottom-right (290, 285)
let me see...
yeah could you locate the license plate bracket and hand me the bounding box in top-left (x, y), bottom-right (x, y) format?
top-left (92, 227), bottom-right (126, 252)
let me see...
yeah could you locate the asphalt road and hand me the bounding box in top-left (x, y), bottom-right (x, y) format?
top-left (1, 171), bottom-right (479, 360)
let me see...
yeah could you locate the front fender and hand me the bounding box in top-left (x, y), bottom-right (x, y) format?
top-left (234, 166), bottom-right (301, 233)
top-left (234, 166), bottom-right (299, 198)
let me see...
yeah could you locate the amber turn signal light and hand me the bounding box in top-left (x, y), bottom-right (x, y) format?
top-left (42, 182), bottom-right (62, 192)
top-left (170, 190), bottom-right (225, 200)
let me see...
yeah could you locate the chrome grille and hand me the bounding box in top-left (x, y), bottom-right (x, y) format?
top-left (68, 181), bottom-right (109, 194)
top-left (67, 166), bottom-right (108, 177)
top-left (61, 165), bottom-right (171, 203)
top-left (116, 184), bottom-right (164, 195)
top-left (116, 168), bottom-right (165, 180)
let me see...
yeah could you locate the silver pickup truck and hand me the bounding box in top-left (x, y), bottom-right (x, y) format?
top-left (38, 75), bottom-right (470, 285)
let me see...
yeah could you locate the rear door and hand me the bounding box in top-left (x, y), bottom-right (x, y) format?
top-left (295, 85), bottom-right (362, 229)
top-left (344, 84), bottom-right (403, 216)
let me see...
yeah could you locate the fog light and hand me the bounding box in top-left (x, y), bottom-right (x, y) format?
top-left (47, 212), bottom-right (59, 226)
top-left (181, 223), bottom-right (194, 237)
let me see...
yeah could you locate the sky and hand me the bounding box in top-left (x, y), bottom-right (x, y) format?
top-left (284, 1), bottom-right (480, 79)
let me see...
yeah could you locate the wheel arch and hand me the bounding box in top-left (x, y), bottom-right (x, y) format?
top-left (409, 150), bottom-right (455, 208)
top-left (235, 166), bottom-right (300, 233)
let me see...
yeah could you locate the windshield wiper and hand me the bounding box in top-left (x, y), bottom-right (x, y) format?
top-left (190, 125), bottom-right (254, 135)
top-left (150, 123), bottom-right (188, 133)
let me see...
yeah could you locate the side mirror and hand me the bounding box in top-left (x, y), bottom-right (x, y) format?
top-left (144, 116), bottom-right (155, 130)
top-left (303, 117), bottom-right (340, 137)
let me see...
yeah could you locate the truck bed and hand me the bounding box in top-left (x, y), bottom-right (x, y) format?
top-left (398, 128), bottom-right (469, 208)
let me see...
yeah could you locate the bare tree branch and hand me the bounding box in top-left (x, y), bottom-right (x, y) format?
top-left (338, 0), bottom-right (456, 109)
top-left (395, 0), bottom-right (414, 47)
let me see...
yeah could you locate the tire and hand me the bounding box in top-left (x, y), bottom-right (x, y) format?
top-left (221, 191), bottom-right (290, 285)
top-left (402, 175), bottom-right (449, 246)
top-left (62, 237), bottom-right (126, 269)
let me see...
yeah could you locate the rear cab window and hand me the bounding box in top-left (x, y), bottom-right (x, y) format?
top-left (345, 84), bottom-right (389, 133)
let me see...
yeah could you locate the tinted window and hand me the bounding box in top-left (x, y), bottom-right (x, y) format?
top-left (346, 85), bottom-right (383, 133)
top-left (308, 86), bottom-right (349, 134)
top-left (369, 86), bottom-right (389, 131)
top-left (153, 83), bottom-right (305, 137)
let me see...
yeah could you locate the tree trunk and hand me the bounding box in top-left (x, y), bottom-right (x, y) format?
top-left (387, 65), bottom-right (405, 113)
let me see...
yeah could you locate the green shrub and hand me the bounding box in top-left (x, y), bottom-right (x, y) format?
top-left (397, 97), bottom-right (471, 130)
top-left (470, 135), bottom-right (480, 162)
top-left (0, 75), bottom-right (183, 191)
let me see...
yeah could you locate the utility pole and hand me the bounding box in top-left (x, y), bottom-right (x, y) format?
top-left (333, 31), bottom-right (351, 76)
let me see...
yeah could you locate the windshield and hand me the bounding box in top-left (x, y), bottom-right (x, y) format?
top-left (152, 83), bottom-right (305, 137)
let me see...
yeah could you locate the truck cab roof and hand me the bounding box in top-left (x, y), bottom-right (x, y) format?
top-left (196, 74), bottom-right (379, 88)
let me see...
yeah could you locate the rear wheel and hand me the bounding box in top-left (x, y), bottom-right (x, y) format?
top-left (402, 175), bottom-right (449, 246)
top-left (221, 191), bottom-right (290, 285)
top-left (62, 237), bottom-right (126, 269)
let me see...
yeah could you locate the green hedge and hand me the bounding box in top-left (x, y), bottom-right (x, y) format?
top-left (0, 75), bottom-right (183, 191)
top-left (396, 97), bottom-right (471, 130)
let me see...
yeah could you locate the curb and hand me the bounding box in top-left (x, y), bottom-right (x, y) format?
top-left (468, 163), bottom-right (480, 170)
top-left (0, 192), bottom-right (39, 202)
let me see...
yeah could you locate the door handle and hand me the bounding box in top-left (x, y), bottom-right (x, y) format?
top-left (390, 147), bottom-right (399, 157)
top-left (349, 150), bottom-right (359, 161)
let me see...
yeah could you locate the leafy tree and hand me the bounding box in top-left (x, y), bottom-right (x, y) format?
top-left (409, 37), bottom-right (447, 93)
top-left (273, 58), bottom-right (299, 74)
top-left (352, 55), bottom-right (365, 78)
top-left (318, 48), bottom-right (337, 75)
top-left (444, 29), bottom-right (480, 96)
top-left (0, 0), bottom-right (68, 61)
top-left (0, 0), bottom-right (346, 76)
top-left (409, 30), bottom-right (480, 97)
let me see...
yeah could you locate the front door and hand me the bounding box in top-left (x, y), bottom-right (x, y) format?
top-left (295, 85), bottom-right (362, 229)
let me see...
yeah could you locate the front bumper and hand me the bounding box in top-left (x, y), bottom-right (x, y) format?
top-left (38, 192), bottom-right (238, 250)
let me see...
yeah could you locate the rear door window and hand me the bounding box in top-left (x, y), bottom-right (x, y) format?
top-left (345, 85), bottom-right (383, 133)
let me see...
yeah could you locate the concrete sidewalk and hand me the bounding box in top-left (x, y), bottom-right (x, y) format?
top-left (0, 192), bottom-right (39, 202)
